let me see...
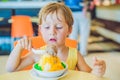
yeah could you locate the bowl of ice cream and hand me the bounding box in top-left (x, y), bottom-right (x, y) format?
top-left (32, 45), bottom-right (68, 78)
top-left (33, 61), bottom-right (68, 78)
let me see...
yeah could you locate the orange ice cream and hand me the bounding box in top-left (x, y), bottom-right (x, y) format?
top-left (38, 45), bottom-right (64, 71)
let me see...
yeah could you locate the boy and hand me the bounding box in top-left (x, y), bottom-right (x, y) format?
top-left (6, 2), bottom-right (106, 77)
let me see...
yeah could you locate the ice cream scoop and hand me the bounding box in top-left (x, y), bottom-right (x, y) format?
top-left (45, 45), bottom-right (57, 56)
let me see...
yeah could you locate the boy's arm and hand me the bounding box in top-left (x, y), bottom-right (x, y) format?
top-left (6, 43), bottom-right (23, 72)
top-left (77, 51), bottom-right (106, 77)
top-left (15, 51), bottom-right (35, 71)
top-left (6, 36), bottom-right (35, 72)
top-left (76, 51), bottom-right (92, 72)
top-left (6, 44), bottom-right (34, 72)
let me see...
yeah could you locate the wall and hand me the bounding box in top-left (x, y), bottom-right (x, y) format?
top-left (96, 5), bottom-right (120, 22)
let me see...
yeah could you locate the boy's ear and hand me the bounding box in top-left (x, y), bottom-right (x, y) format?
top-left (67, 27), bottom-right (72, 37)
top-left (68, 27), bottom-right (72, 34)
top-left (38, 25), bottom-right (42, 36)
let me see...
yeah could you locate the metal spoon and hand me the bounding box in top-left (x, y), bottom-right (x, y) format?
top-left (32, 48), bottom-right (45, 54)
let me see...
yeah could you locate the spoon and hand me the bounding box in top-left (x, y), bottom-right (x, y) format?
top-left (32, 48), bottom-right (45, 54)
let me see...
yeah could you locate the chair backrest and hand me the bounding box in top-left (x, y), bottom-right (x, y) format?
top-left (31, 36), bottom-right (77, 49)
top-left (14, 36), bottom-right (77, 54)
top-left (14, 36), bottom-right (77, 70)
top-left (11, 15), bottom-right (33, 38)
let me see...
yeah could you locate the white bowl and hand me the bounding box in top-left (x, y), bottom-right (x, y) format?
top-left (33, 62), bottom-right (68, 78)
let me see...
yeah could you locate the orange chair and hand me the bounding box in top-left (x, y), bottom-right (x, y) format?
top-left (14, 36), bottom-right (77, 70)
top-left (11, 15), bottom-right (34, 50)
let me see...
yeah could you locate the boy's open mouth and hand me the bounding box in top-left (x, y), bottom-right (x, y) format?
top-left (49, 38), bottom-right (57, 42)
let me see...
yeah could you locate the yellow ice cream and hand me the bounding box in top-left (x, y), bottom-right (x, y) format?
top-left (38, 45), bottom-right (64, 71)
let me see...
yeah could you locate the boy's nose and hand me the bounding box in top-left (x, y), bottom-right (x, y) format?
top-left (49, 27), bottom-right (56, 35)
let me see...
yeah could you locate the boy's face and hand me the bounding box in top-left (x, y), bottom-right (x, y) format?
top-left (39, 12), bottom-right (72, 47)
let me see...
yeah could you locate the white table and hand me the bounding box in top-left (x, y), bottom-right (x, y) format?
top-left (0, 70), bottom-right (110, 80)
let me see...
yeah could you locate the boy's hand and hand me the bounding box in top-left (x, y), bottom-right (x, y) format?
top-left (17, 36), bottom-right (32, 50)
top-left (91, 57), bottom-right (106, 77)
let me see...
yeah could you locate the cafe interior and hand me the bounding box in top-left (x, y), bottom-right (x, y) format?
top-left (0, 0), bottom-right (120, 80)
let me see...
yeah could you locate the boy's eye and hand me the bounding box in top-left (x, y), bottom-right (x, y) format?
top-left (56, 26), bottom-right (63, 29)
top-left (44, 26), bottom-right (50, 29)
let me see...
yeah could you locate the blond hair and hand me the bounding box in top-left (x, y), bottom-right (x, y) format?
top-left (38, 2), bottom-right (73, 28)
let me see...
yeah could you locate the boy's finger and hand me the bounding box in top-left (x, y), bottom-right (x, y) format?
top-left (28, 38), bottom-right (32, 51)
top-left (93, 57), bottom-right (104, 66)
top-left (93, 56), bottom-right (98, 66)
top-left (21, 39), bottom-right (25, 48)
top-left (94, 61), bottom-right (100, 66)
top-left (93, 56), bottom-right (98, 62)
top-left (94, 60), bottom-right (105, 67)
top-left (24, 37), bottom-right (28, 49)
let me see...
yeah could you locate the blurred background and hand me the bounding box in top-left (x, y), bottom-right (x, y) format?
top-left (0, 0), bottom-right (120, 80)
